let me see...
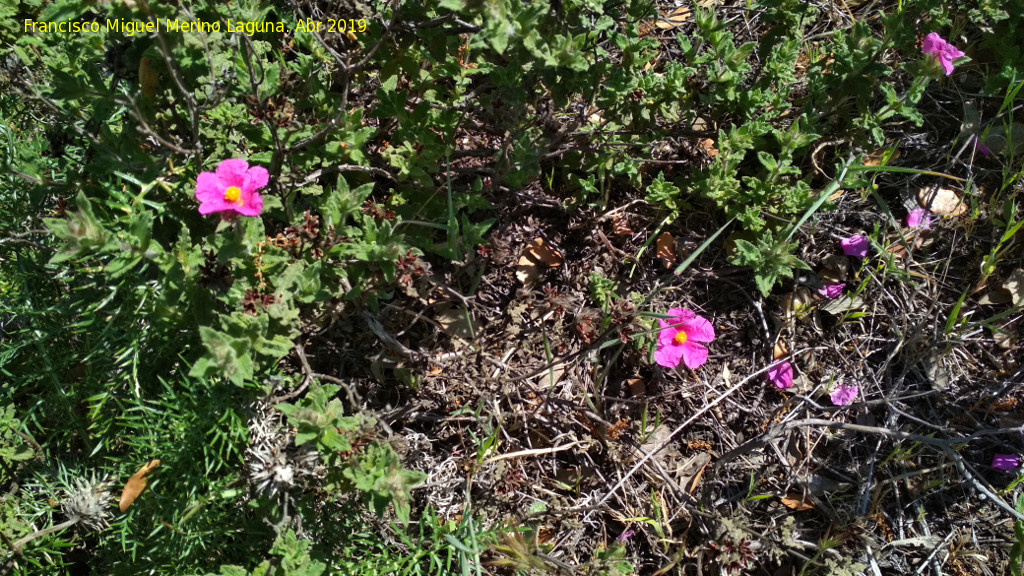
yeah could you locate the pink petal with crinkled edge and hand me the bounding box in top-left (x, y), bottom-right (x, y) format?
top-left (679, 342), bottom-right (708, 369)
top-left (680, 314), bottom-right (715, 343)
top-left (921, 32), bottom-right (945, 55)
top-left (654, 341), bottom-right (685, 368)
top-left (244, 165), bottom-right (269, 193)
top-left (215, 159), bottom-right (249, 189)
top-left (195, 172), bottom-right (222, 203)
top-left (830, 385), bottom-right (858, 406)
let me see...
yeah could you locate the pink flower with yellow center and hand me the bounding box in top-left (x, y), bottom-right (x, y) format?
top-left (654, 308), bottom-right (715, 369)
top-left (195, 159), bottom-right (268, 217)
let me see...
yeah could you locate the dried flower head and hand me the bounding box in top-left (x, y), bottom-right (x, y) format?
top-left (62, 474), bottom-right (113, 532)
top-left (246, 402), bottom-right (318, 501)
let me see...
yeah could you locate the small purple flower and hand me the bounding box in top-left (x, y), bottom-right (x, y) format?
top-left (906, 208), bottom-right (931, 230)
top-left (974, 136), bottom-right (991, 157)
top-left (922, 32), bottom-right (965, 77)
top-left (615, 529), bottom-right (635, 544)
top-left (841, 236), bottom-right (870, 259)
top-left (767, 361), bottom-right (793, 389)
top-left (817, 283), bottom-right (845, 299)
top-left (830, 384), bottom-right (858, 406)
top-left (992, 454), bottom-right (1020, 471)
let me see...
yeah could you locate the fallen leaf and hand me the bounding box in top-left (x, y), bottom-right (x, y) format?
top-left (917, 185), bottom-right (968, 216)
top-left (611, 215), bottom-right (632, 236)
top-left (516, 238), bottom-right (562, 286)
top-left (828, 188), bottom-right (846, 202)
top-left (119, 459), bottom-right (160, 513)
top-left (627, 377), bottom-right (645, 396)
top-left (655, 6), bottom-right (691, 29)
top-left (656, 232), bottom-right (676, 269)
top-left (780, 493), bottom-right (815, 511)
top-left (773, 340), bottom-right (788, 360)
top-left (698, 138), bottom-right (719, 158)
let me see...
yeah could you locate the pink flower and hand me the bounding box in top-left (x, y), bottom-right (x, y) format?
top-left (195, 159), bottom-right (268, 217)
top-left (654, 308), bottom-right (715, 369)
top-left (992, 454), bottom-right (1020, 471)
top-left (830, 384), bottom-right (858, 406)
top-left (922, 33), bottom-right (965, 76)
top-left (767, 361), bottom-right (793, 389)
top-left (840, 235), bottom-right (870, 258)
top-left (906, 208), bottom-right (931, 230)
top-left (817, 283), bottom-right (845, 299)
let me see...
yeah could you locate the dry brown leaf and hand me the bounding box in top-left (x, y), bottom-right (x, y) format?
top-left (611, 215), bottom-right (633, 236)
top-left (655, 6), bottom-right (692, 29)
top-left (119, 459), bottom-right (160, 513)
top-left (773, 340), bottom-right (788, 360)
top-left (918, 185), bottom-right (968, 216)
top-left (698, 138), bottom-right (719, 158)
top-left (656, 232), bottom-right (676, 269)
top-left (885, 230), bottom-right (925, 260)
top-left (627, 378), bottom-right (645, 396)
top-left (828, 188), bottom-right (846, 202)
top-left (688, 456), bottom-right (711, 494)
top-left (780, 493), bottom-right (815, 511)
top-left (516, 238), bottom-right (562, 286)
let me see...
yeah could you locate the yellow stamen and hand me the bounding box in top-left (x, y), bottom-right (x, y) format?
top-left (224, 186), bottom-right (243, 205)
top-left (673, 331), bottom-right (687, 345)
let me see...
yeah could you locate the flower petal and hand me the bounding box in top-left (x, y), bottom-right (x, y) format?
top-left (679, 313), bottom-right (715, 343)
top-left (840, 235), bottom-right (870, 258)
top-left (244, 165), bottom-right (270, 192)
top-left (817, 283), bottom-right (845, 299)
top-left (215, 159), bottom-right (249, 189)
top-left (195, 172), bottom-right (222, 203)
top-left (679, 342), bottom-right (708, 369)
top-left (906, 208), bottom-right (931, 230)
top-left (657, 318), bottom-right (683, 347)
top-left (921, 32), bottom-right (945, 56)
top-left (830, 385), bottom-right (858, 406)
top-left (767, 361), bottom-right (793, 389)
top-left (235, 190), bottom-right (264, 217)
top-left (992, 454), bottom-right (1020, 471)
top-left (654, 342), bottom-right (684, 368)
top-left (198, 197), bottom-right (235, 215)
